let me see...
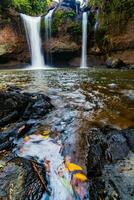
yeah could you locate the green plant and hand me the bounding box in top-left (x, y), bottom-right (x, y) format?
top-left (10, 0), bottom-right (51, 15)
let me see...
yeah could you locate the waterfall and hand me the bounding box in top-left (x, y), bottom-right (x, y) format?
top-left (21, 14), bottom-right (45, 69)
top-left (45, 9), bottom-right (55, 65)
top-left (94, 9), bottom-right (99, 33)
top-left (81, 12), bottom-right (88, 68)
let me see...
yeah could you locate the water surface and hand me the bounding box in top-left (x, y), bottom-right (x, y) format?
top-left (0, 68), bottom-right (134, 199)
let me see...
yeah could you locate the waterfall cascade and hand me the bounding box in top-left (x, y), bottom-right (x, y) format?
top-left (21, 14), bottom-right (45, 69)
top-left (94, 9), bottom-right (99, 33)
top-left (81, 12), bottom-right (88, 68)
top-left (45, 9), bottom-right (55, 65)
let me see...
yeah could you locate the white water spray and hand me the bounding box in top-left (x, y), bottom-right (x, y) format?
top-left (21, 14), bottom-right (45, 69)
top-left (81, 12), bottom-right (88, 68)
top-left (45, 9), bottom-right (55, 64)
top-left (17, 136), bottom-right (74, 200)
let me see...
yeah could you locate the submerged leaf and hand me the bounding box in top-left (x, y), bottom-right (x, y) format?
top-left (42, 135), bottom-right (49, 139)
top-left (65, 163), bottom-right (83, 172)
top-left (41, 130), bottom-right (50, 136)
top-left (24, 136), bottom-right (30, 143)
top-left (73, 173), bottom-right (88, 181)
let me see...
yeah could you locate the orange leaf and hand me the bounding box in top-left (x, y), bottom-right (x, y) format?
top-left (73, 173), bottom-right (88, 181)
top-left (66, 163), bottom-right (83, 171)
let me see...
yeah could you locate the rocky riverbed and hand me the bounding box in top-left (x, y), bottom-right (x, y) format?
top-left (0, 69), bottom-right (134, 199)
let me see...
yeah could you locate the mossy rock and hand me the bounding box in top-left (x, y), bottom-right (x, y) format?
top-left (0, 44), bottom-right (16, 56)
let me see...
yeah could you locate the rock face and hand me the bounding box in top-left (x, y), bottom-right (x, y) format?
top-left (44, 36), bottom-right (80, 53)
top-left (0, 24), bottom-right (30, 65)
top-left (87, 128), bottom-right (134, 200)
top-left (104, 19), bottom-right (134, 65)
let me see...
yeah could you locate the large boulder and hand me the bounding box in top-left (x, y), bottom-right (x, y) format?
top-left (106, 57), bottom-right (127, 68)
top-left (87, 128), bottom-right (134, 200)
top-left (0, 154), bottom-right (45, 200)
top-left (0, 87), bottom-right (54, 126)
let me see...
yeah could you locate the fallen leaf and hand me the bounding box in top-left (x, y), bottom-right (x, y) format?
top-left (42, 135), bottom-right (49, 139)
top-left (73, 173), bottom-right (88, 181)
top-left (41, 130), bottom-right (50, 136)
top-left (24, 136), bottom-right (30, 143)
top-left (65, 163), bottom-right (83, 172)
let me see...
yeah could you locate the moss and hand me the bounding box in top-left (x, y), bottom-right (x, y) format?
top-left (67, 21), bottom-right (81, 43)
top-left (0, 0), bottom-right (50, 15)
top-left (52, 9), bottom-right (76, 35)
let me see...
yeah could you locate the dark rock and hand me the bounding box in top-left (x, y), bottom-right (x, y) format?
top-left (0, 87), bottom-right (54, 126)
top-left (87, 129), bottom-right (129, 169)
top-left (0, 139), bottom-right (15, 151)
top-left (61, 0), bottom-right (76, 10)
top-left (90, 153), bottom-right (134, 200)
top-left (87, 141), bottom-right (103, 176)
top-left (106, 57), bottom-right (127, 69)
top-left (105, 133), bottom-right (129, 162)
top-left (0, 155), bottom-right (45, 200)
top-left (123, 129), bottom-right (134, 152)
top-left (87, 128), bottom-right (134, 200)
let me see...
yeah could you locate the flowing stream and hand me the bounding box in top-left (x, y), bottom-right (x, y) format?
top-left (0, 69), bottom-right (134, 199)
top-left (21, 14), bottom-right (45, 69)
top-left (81, 12), bottom-right (88, 68)
top-left (45, 9), bottom-right (55, 65)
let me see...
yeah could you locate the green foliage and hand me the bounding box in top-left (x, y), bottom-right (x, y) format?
top-left (1, 0), bottom-right (51, 15)
top-left (52, 9), bottom-right (76, 35)
top-left (67, 21), bottom-right (82, 37)
top-left (12, 0), bottom-right (32, 14)
top-left (88, 0), bottom-right (134, 52)
top-left (30, 0), bottom-right (49, 15)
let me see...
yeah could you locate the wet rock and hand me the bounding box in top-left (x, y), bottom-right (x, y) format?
top-left (0, 139), bottom-right (15, 151)
top-left (105, 132), bottom-right (129, 162)
top-left (87, 128), bottom-right (134, 200)
top-left (91, 153), bottom-right (134, 200)
top-left (61, 0), bottom-right (76, 10)
top-left (106, 57), bottom-right (127, 69)
top-left (123, 129), bottom-right (134, 152)
top-left (87, 129), bottom-right (130, 169)
top-left (0, 155), bottom-right (45, 200)
top-left (23, 93), bottom-right (54, 119)
top-left (0, 87), bottom-right (54, 126)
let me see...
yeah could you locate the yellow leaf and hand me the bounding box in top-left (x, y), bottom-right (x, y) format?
top-left (41, 130), bottom-right (50, 136)
top-left (0, 164), bottom-right (4, 169)
top-left (66, 163), bottom-right (83, 171)
top-left (73, 173), bottom-right (88, 181)
top-left (24, 136), bottom-right (30, 143)
top-left (42, 135), bottom-right (49, 139)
